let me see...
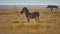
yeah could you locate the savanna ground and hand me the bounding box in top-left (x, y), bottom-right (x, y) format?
top-left (0, 8), bottom-right (60, 34)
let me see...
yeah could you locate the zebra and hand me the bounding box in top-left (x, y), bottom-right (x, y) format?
top-left (21, 7), bottom-right (40, 22)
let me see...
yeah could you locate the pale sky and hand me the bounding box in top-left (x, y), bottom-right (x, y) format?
top-left (0, 0), bottom-right (60, 5)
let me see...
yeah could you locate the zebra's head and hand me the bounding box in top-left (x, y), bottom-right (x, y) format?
top-left (21, 7), bottom-right (28, 14)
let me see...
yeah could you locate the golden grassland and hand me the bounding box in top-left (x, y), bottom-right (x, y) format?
top-left (0, 8), bottom-right (60, 34)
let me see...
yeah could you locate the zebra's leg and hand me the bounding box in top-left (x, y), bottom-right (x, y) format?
top-left (35, 18), bottom-right (37, 22)
top-left (35, 17), bottom-right (40, 23)
top-left (27, 17), bottom-right (30, 22)
top-left (37, 16), bottom-right (40, 22)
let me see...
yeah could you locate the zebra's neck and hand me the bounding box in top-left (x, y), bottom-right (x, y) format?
top-left (25, 11), bottom-right (30, 17)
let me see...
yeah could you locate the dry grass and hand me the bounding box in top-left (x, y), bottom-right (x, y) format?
top-left (0, 8), bottom-right (60, 34)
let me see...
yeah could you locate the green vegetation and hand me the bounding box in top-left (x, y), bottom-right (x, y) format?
top-left (13, 21), bottom-right (20, 23)
top-left (12, 24), bottom-right (45, 30)
top-left (45, 25), bottom-right (50, 30)
top-left (43, 11), bottom-right (51, 14)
